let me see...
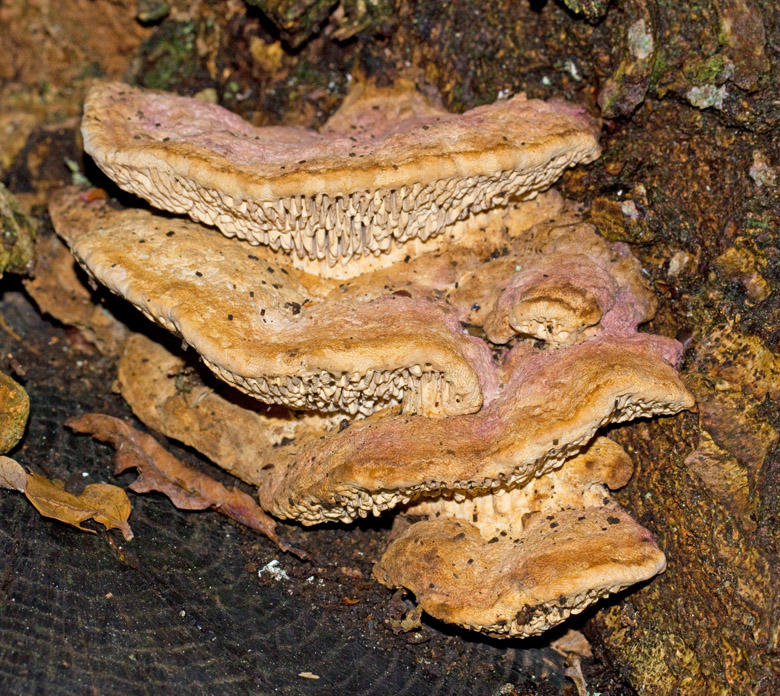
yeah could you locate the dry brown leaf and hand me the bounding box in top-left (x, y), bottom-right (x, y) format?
top-left (66, 413), bottom-right (305, 558)
top-left (551, 629), bottom-right (593, 659)
top-left (24, 474), bottom-right (133, 541)
top-left (0, 455), bottom-right (133, 540)
top-left (75, 482), bottom-right (134, 540)
top-left (0, 455), bottom-right (26, 491)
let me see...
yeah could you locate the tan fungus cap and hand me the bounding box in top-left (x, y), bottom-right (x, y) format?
top-left (373, 438), bottom-right (665, 637)
top-left (51, 188), bottom-right (490, 418)
top-left (81, 80), bottom-right (600, 268)
top-left (254, 336), bottom-right (694, 523)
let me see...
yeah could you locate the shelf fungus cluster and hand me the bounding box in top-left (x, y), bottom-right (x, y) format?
top-left (54, 79), bottom-right (694, 639)
top-left (81, 80), bottom-right (600, 277)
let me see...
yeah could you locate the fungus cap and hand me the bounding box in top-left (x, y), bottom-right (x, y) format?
top-left (50, 188), bottom-right (490, 417)
top-left (115, 332), bottom-right (670, 639)
top-left (52, 186), bottom-right (662, 419)
top-left (81, 81), bottom-right (600, 268)
top-left (373, 439), bottom-right (666, 638)
top-left (254, 336), bottom-right (694, 524)
top-left (444, 211), bottom-right (658, 346)
top-left (117, 333), bottom-right (336, 485)
top-left (373, 506), bottom-right (665, 638)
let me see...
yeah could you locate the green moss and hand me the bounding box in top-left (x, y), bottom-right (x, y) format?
top-left (223, 80), bottom-right (240, 100)
top-left (0, 183), bottom-right (36, 277)
top-left (0, 370), bottom-right (29, 454)
top-left (648, 49), bottom-right (668, 90)
top-left (133, 20), bottom-right (199, 91)
top-left (683, 52), bottom-right (732, 85)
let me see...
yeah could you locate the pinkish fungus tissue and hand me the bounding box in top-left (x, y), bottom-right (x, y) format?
top-left (55, 78), bottom-right (694, 639)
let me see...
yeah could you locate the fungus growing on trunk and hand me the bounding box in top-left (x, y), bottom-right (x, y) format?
top-left (52, 186), bottom-right (660, 418)
top-left (251, 336), bottom-right (692, 524)
top-left (51, 188), bottom-right (492, 417)
top-left (52, 79), bottom-right (696, 641)
top-left (115, 332), bottom-right (691, 525)
top-left (115, 332), bottom-right (685, 638)
top-left (373, 438), bottom-right (666, 638)
top-left (116, 333), bottom-right (336, 485)
top-left (81, 80), bottom-right (600, 274)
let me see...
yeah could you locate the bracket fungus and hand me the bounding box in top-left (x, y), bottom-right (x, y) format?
top-left (374, 438), bottom-right (667, 638)
top-left (52, 78), bottom-right (696, 641)
top-left (114, 330), bottom-right (688, 638)
top-left (81, 80), bottom-right (600, 274)
top-left (51, 183), bottom-right (662, 418)
top-left (116, 333), bottom-right (337, 486)
top-left (51, 188), bottom-right (492, 417)
top-left (249, 335), bottom-right (691, 524)
top-left (111, 326), bottom-right (692, 531)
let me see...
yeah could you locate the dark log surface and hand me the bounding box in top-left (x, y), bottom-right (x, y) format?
top-left (1, 0), bottom-right (777, 694)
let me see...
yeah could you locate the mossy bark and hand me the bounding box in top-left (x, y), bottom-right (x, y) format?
top-left (0, 371), bottom-right (29, 454)
top-left (0, 183), bottom-right (36, 277)
top-left (589, 391), bottom-right (777, 694)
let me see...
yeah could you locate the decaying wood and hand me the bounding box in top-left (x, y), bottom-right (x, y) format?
top-left (586, 326), bottom-right (778, 695)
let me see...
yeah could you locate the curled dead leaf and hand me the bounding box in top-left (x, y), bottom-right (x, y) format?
top-left (66, 413), bottom-right (305, 558)
top-left (551, 629), bottom-right (593, 659)
top-left (0, 455), bottom-right (27, 491)
top-left (0, 455), bottom-right (133, 540)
